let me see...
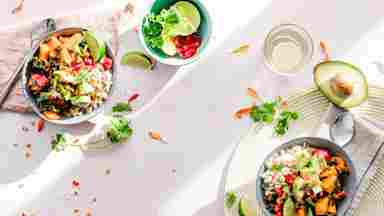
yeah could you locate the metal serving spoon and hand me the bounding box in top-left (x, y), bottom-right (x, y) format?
top-left (329, 108), bottom-right (355, 147)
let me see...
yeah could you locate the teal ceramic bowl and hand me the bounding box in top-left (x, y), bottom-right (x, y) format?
top-left (139, 0), bottom-right (212, 65)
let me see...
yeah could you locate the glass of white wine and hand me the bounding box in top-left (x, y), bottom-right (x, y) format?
top-left (263, 24), bottom-right (314, 76)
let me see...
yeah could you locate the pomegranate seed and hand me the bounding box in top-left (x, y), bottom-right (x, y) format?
top-left (72, 180), bottom-right (80, 188)
top-left (84, 57), bottom-right (93, 65)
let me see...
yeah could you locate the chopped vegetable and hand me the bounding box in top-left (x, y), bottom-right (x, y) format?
top-left (247, 87), bottom-right (259, 99)
top-left (319, 41), bottom-right (330, 61)
top-left (225, 192), bottom-right (237, 208)
top-left (35, 118), bottom-right (45, 132)
top-left (148, 131), bottom-right (168, 144)
top-left (231, 44), bottom-right (251, 55)
top-left (128, 93), bottom-right (140, 102)
top-left (234, 106), bottom-right (252, 119)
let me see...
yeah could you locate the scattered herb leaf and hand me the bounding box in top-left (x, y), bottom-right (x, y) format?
top-left (112, 102), bottom-right (132, 113)
top-left (106, 117), bottom-right (133, 144)
top-left (225, 192), bottom-right (237, 208)
top-left (250, 101), bottom-right (277, 123)
top-left (274, 111), bottom-right (299, 136)
top-left (51, 133), bottom-right (69, 151)
top-left (231, 44), bottom-right (251, 55)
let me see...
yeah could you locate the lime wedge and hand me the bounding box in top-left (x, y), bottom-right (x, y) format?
top-left (238, 198), bottom-right (257, 216)
top-left (84, 31), bottom-right (106, 62)
top-left (169, 1), bottom-right (201, 36)
top-left (121, 51), bottom-right (153, 71)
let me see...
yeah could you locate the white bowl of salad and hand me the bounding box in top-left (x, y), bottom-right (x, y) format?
top-left (139, 0), bottom-right (212, 65)
top-left (256, 137), bottom-right (356, 216)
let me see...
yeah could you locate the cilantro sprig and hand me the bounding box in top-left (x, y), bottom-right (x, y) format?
top-left (112, 102), bottom-right (132, 113)
top-left (143, 8), bottom-right (179, 49)
top-left (274, 111), bottom-right (299, 136)
top-left (106, 117), bottom-right (133, 144)
top-left (249, 98), bottom-right (299, 136)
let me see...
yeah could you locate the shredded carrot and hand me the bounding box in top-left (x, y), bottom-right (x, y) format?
top-left (320, 41), bottom-right (330, 61)
top-left (247, 87), bottom-right (259, 99)
top-left (234, 106), bottom-right (253, 119)
top-left (149, 131), bottom-right (168, 144)
top-left (11, 0), bottom-right (24, 14)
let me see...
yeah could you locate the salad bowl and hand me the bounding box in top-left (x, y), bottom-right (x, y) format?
top-left (22, 27), bottom-right (116, 125)
top-left (256, 137), bottom-right (356, 216)
top-left (139, 0), bottom-right (212, 65)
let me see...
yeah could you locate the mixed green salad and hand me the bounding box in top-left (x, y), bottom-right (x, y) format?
top-left (261, 145), bottom-right (350, 216)
top-left (27, 30), bottom-right (113, 120)
top-left (142, 1), bottom-right (202, 59)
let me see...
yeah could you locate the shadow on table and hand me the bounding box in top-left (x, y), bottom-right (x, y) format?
top-left (8, 0), bottom-right (384, 214)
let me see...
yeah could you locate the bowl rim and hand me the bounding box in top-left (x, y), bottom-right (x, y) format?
top-left (138, 0), bottom-right (212, 66)
top-left (255, 137), bottom-right (357, 216)
top-left (22, 27), bottom-right (116, 125)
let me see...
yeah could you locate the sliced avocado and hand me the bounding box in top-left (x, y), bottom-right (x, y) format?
top-left (314, 61), bottom-right (368, 108)
top-left (238, 197), bottom-right (257, 216)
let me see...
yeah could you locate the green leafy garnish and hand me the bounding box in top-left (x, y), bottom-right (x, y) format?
top-left (106, 117), bottom-right (133, 144)
top-left (248, 98), bottom-right (299, 136)
top-left (274, 111), bottom-right (299, 136)
top-left (143, 9), bottom-right (179, 49)
top-left (250, 101), bottom-right (277, 123)
top-left (225, 192), bottom-right (237, 208)
top-left (51, 133), bottom-right (69, 152)
top-left (112, 102), bottom-right (132, 113)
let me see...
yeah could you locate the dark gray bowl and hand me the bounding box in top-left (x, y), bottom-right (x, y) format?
top-left (22, 27), bottom-right (116, 125)
top-left (256, 137), bottom-right (356, 216)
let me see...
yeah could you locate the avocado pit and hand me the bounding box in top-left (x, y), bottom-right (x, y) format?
top-left (330, 74), bottom-right (354, 97)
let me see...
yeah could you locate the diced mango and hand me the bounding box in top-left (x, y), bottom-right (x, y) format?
top-left (39, 44), bottom-right (50, 61)
top-left (47, 36), bottom-right (61, 50)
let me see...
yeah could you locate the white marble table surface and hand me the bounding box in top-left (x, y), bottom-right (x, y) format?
top-left (1, 0), bottom-right (384, 215)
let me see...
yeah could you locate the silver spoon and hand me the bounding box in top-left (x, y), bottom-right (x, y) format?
top-left (329, 109), bottom-right (355, 147)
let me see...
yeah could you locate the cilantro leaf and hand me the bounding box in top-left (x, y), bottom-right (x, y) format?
top-left (112, 102), bottom-right (132, 113)
top-left (106, 117), bottom-right (133, 144)
top-left (225, 192), bottom-right (237, 208)
top-left (250, 101), bottom-right (277, 124)
top-left (51, 133), bottom-right (68, 151)
top-left (274, 111), bottom-right (299, 136)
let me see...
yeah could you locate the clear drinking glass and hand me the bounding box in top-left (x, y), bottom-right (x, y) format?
top-left (263, 24), bottom-right (314, 76)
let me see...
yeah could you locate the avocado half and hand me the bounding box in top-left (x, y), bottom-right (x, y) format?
top-left (314, 61), bottom-right (368, 108)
